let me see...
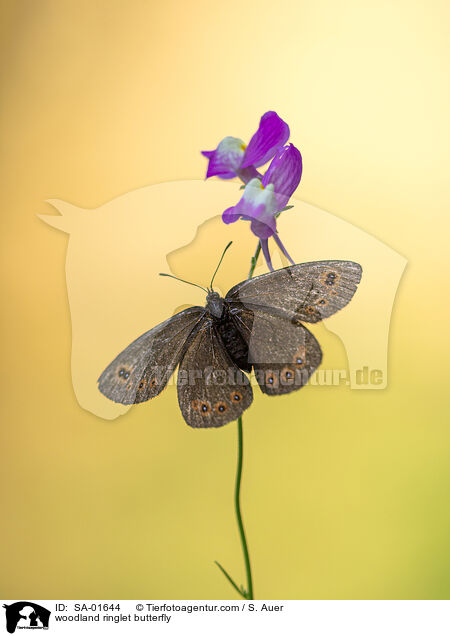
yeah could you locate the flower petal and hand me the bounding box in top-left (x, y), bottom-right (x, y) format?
top-left (250, 215), bottom-right (276, 239)
top-left (235, 179), bottom-right (278, 239)
top-left (241, 179), bottom-right (277, 218)
top-left (236, 165), bottom-right (262, 184)
top-left (202, 136), bottom-right (245, 179)
top-left (262, 143), bottom-right (302, 210)
top-left (272, 232), bottom-right (295, 265)
top-left (222, 205), bottom-right (241, 225)
top-left (260, 238), bottom-right (274, 272)
top-left (221, 178), bottom-right (279, 240)
top-left (240, 111), bottom-right (290, 169)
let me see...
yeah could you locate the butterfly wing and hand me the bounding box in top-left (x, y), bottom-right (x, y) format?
top-left (98, 307), bottom-right (205, 405)
top-left (177, 319), bottom-right (253, 428)
top-left (230, 304), bottom-right (322, 395)
top-left (226, 260), bottom-right (362, 323)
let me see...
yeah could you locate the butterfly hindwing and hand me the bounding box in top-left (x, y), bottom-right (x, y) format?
top-left (177, 320), bottom-right (253, 428)
top-left (229, 303), bottom-right (322, 395)
top-left (98, 307), bottom-right (205, 405)
top-left (226, 260), bottom-right (362, 323)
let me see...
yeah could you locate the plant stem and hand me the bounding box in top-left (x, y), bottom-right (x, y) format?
top-left (237, 239), bottom-right (261, 599)
top-left (235, 415), bottom-right (253, 599)
top-left (216, 240), bottom-right (260, 600)
top-left (217, 203), bottom-right (294, 596)
top-left (248, 241), bottom-right (261, 280)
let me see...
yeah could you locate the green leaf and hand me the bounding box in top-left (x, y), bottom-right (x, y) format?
top-left (214, 561), bottom-right (248, 599)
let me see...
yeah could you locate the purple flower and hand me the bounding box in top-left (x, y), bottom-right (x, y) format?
top-left (223, 179), bottom-right (278, 238)
top-left (222, 143), bottom-right (302, 271)
top-left (262, 143), bottom-right (302, 210)
top-left (202, 111), bottom-right (289, 183)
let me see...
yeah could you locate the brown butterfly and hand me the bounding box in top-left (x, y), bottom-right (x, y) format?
top-left (98, 252), bottom-right (362, 428)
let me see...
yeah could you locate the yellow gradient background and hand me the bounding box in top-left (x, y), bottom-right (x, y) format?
top-left (1, 0), bottom-right (449, 599)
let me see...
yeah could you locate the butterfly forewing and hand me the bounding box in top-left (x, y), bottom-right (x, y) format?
top-left (230, 304), bottom-right (322, 395)
top-left (226, 260), bottom-right (362, 323)
top-left (177, 321), bottom-right (253, 428)
top-left (98, 307), bottom-right (205, 405)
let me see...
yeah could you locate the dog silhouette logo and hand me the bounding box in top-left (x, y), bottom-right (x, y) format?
top-left (38, 180), bottom-right (406, 420)
top-left (2, 602), bottom-right (50, 633)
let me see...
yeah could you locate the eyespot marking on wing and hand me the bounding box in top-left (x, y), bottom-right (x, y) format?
top-left (265, 370), bottom-right (279, 388)
top-left (117, 366), bottom-right (131, 380)
top-left (230, 390), bottom-right (243, 402)
top-left (200, 401), bottom-right (212, 415)
top-left (293, 345), bottom-right (307, 368)
top-left (214, 401), bottom-right (228, 413)
top-left (321, 271), bottom-right (341, 287)
top-left (281, 367), bottom-right (295, 384)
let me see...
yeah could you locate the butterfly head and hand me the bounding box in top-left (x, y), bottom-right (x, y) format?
top-left (206, 290), bottom-right (224, 318)
top-left (159, 241), bottom-right (233, 321)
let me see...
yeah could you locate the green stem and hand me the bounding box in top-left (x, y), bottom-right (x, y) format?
top-left (216, 240), bottom-right (260, 600)
top-left (215, 191), bottom-right (294, 596)
top-left (248, 241), bottom-right (261, 280)
top-left (235, 415), bottom-right (253, 599)
top-left (214, 560), bottom-right (247, 599)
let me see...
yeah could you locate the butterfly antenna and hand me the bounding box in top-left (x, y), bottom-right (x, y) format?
top-left (159, 273), bottom-right (208, 293)
top-left (209, 241), bottom-right (233, 290)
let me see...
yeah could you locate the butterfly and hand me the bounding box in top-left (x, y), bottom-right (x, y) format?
top-left (98, 253), bottom-right (362, 428)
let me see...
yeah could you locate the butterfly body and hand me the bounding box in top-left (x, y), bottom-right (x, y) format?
top-left (205, 290), bottom-right (225, 318)
top-left (98, 261), bottom-right (362, 428)
top-left (206, 293), bottom-right (253, 373)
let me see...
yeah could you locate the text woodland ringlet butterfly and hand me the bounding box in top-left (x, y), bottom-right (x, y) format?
top-left (98, 244), bottom-right (362, 428)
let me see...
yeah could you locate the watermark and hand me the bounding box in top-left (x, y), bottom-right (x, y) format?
top-left (38, 179), bottom-right (406, 419)
top-left (2, 603), bottom-right (51, 633)
top-left (174, 365), bottom-right (383, 388)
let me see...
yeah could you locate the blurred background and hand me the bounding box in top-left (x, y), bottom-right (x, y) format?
top-left (1, 0), bottom-right (449, 599)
